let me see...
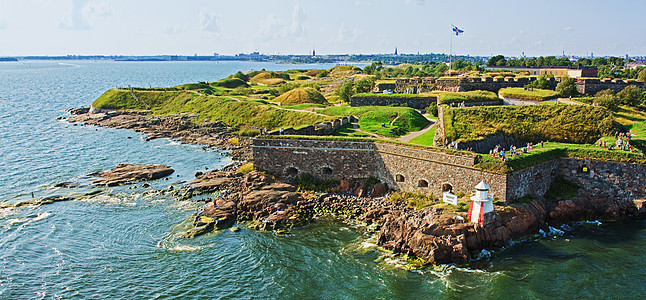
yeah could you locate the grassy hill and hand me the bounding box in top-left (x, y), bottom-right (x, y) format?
top-left (443, 105), bottom-right (615, 144)
top-left (274, 87), bottom-right (328, 105)
top-left (499, 87), bottom-right (560, 101)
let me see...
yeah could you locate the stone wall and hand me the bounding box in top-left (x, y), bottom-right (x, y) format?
top-left (252, 138), bottom-right (507, 200)
top-left (268, 116), bottom-right (354, 136)
top-left (252, 138), bottom-right (646, 203)
top-left (576, 78), bottom-right (644, 95)
top-left (557, 158), bottom-right (646, 200)
top-left (391, 77), bottom-right (644, 95)
top-left (350, 95), bottom-right (437, 109)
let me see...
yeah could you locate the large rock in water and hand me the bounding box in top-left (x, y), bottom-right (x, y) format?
top-left (92, 163), bottom-right (174, 186)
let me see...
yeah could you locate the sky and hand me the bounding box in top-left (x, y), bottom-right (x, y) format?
top-left (0, 0), bottom-right (644, 57)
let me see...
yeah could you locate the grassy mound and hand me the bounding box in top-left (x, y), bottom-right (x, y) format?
top-left (92, 88), bottom-right (333, 130)
top-left (250, 71), bottom-right (289, 86)
top-left (212, 78), bottom-right (249, 89)
top-left (275, 87), bottom-right (328, 105)
top-left (444, 105), bottom-right (614, 144)
top-left (319, 106), bottom-right (429, 137)
top-left (438, 90), bottom-right (501, 104)
top-left (499, 87), bottom-right (560, 101)
top-left (93, 89), bottom-right (194, 110)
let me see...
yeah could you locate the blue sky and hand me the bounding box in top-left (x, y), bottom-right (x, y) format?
top-left (0, 0), bottom-right (644, 57)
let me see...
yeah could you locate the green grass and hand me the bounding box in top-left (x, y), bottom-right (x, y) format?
top-left (331, 124), bottom-right (370, 137)
top-left (93, 89), bottom-right (334, 130)
top-left (353, 93), bottom-right (437, 99)
top-left (444, 105), bottom-right (614, 144)
top-left (281, 103), bottom-right (327, 110)
top-left (318, 106), bottom-right (429, 137)
top-left (437, 90), bottom-right (501, 104)
top-left (408, 126), bottom-right (436, 146)
top-left (499, 87), bottom-right (560, 101)
top-left (475, 142), bottom-right (646, 173)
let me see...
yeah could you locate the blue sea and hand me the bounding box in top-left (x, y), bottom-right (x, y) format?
top-left (0, 61), bottom-right (644, 299)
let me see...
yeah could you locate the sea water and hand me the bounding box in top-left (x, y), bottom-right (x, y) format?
top-left (0, 61), bottom-right (644, 299)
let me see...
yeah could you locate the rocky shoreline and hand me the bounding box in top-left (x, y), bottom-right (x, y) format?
top-left (64, 107), bottom-right (646, 267)
top-left (66, 108), bottom-right (251, 162)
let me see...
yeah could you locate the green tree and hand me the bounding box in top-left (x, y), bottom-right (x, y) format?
top-left (355, 78), bottom-right (375, 93)
top-left (486, 55), bottom-right (506, 67)
top-left (638, 68), bottom-right (646, 83)
top-left (617, 85), bottom-right (642, 106)
top-left (556, 75), bottom-right (577, 97)
top-left (527, 74), bottom-right (553, 89)
top-left (595, 89), bottom-right (619, 111)
top-left (336, 80), bottom-right (355, 102)
top-left (233, 71), bottom-right (249, 82)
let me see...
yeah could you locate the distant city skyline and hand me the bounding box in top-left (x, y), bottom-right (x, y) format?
top-left (0, 0), bottom-right (644, 57)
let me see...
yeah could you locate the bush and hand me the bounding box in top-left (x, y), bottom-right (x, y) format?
top-left (236, 163), bottom-right (254, 174)
top-left (296, 75), bottom-right (311, 80)
top-left (617, 85), bottom-right (642, 107)
top-left (233, 71), bottom-right (249, 82)
top-left (556, 75), bottom-right (577, 98)
top-left (336, 80), bottom-right (355, 102)
top-left (295, 173), bottom-right (339, 192)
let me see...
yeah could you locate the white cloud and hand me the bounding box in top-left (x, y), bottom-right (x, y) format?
top-left (257, 4), bottom-right (307, 41)
top-left (163, 24), bottom-right (188, 35)
top-left (330, 23), bottom-right (361, 44)
top-left (59, 0), bottom-right (112, 30)
top-left (355, 1), bottom-right (371, 6)
top-left (290, 3), bottom-right (306, 37)
top-left (59, 0), bottom-right (92, 30)
top-left (85, 0), bottom-right (112, 17)
top-left (200, 9), bottom-right (218, 32)
top-left (406, 0), bottom-right (425, 6)
top-left (563, 27), bottom-right (573, 31)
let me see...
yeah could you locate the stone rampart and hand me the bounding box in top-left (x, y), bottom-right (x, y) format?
top-left (350, 95), bottom-right (437, 109)
top-left (268, 116), bottom-right (353, 136)
top-left (576, 79), bottom-right (644, 95)
top-left (252, 138), bottom-right (646, 203)
top-left (252, 138), bottom-right (507, 200)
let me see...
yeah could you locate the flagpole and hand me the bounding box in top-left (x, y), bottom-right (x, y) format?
top-left (449, 27), bottom-right (453, 77)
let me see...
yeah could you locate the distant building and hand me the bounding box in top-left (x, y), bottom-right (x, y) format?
top-left (625, 62), bottom-right (645, 69)
top-left (484, 66), bottom-right (597, 78)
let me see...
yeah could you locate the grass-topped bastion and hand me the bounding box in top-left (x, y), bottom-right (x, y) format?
top-left (443, 104), bottom-right (614, 145)
top-left (498, 87), bottom-right (561, 101)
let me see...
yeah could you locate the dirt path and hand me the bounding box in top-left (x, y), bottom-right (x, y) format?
top-left (398, 115), bottom-right (436, 143)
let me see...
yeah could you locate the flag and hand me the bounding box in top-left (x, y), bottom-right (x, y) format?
top-left (452, 25), bottom-right (464, 36)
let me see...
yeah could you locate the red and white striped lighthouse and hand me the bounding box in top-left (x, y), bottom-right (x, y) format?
top-left (467, 181), bottom-right (494, 225)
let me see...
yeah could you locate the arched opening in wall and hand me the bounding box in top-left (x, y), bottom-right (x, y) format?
top-left (418, 180), bottom-right (429, 188)
top-left (442, 183), bottom-right (453, 193)
top-left (285, 167), bottom-right (299, 177)
top-left (321, 167), bottom-right (333, 175)
top-left (395, 174), bottom-right (405, 182)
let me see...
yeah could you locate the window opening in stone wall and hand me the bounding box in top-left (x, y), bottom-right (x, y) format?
top-left (321, 167), bottom-right (333, 175)
top-left (395, 174), bottom-right (405, 182)
top-left (285, 167), bottom-right (299, 176)
top-left (442, 183), bottom-right (453, 193)
top-left (418, 180), bottom-right (429, 188)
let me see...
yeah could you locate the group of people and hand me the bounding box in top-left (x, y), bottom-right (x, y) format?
top-left (600, 131), bottom-right (636, 152)
top-left (489, 142), bottom-right (543, 161)
top-left (449, 101), bottom-right (466, 108)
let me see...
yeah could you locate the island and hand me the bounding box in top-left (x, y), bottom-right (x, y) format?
top-left (66, 61), bottom-right (646, 266)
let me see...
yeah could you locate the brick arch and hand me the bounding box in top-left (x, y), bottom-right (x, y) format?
top-left (395, 174), bottom-right (405, 182)
top-left (320, 166), bottom-right (333, 175)
top-left (284, 166), bottom-right (299, 176)
top-left (418, 179), bottom-right (429, 188)
top-left (442, 183), bottom-right (453, 193)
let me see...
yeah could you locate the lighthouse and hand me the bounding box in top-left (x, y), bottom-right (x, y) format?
top-left (467, 181), bottom-right (494, 225)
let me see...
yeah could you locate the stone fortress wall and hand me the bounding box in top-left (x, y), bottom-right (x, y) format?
top-left (386, 77), bottom-right (643, 95)
top-left (252, 138), bottom-right (646, 202)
